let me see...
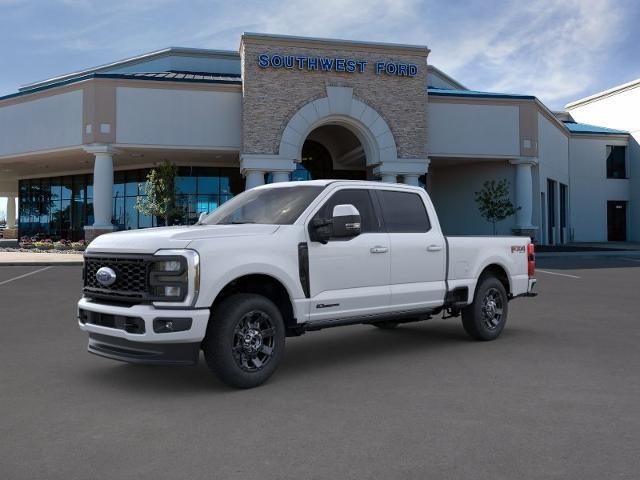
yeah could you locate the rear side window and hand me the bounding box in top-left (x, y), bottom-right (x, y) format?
top-left (315, 189), bottom-right (380, 233)
top-left (377, 190), bottom-right (431, 233)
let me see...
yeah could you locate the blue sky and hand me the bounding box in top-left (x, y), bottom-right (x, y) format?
top-left (1, 0), bottom-right (639, 216)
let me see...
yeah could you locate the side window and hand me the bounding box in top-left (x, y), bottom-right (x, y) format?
top-left (314, 189), bottom-right (379, 233)
top-left (377, 190), bottom-right (431, 233)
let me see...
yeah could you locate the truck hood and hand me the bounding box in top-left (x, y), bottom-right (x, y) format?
top-left (86, 224), bottom-right (280, 254)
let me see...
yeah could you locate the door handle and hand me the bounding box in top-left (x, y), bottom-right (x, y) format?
top-left (427, 244), bottom-right (443, 252)
top-left (370, 246), bottom-right (389, 254)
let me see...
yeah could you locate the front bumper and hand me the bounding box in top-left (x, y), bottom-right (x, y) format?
top-left (78, 297), bottom-right (210, 364)
top-left (88, 333), bottom-right (200, 365)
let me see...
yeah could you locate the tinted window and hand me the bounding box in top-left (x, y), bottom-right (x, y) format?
top-left (606, 145), bottom-right (626, 179)
top-left (378, 190), bottom-right (430, 233)
top-left (315, 189), bottom-right (379, 233)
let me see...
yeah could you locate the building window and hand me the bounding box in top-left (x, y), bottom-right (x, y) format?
top-left (606, 146), bottom-right (626, 179)
top-left (18, 166), bottom-right (243, 240)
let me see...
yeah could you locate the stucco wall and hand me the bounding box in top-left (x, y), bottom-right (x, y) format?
top-left (568, 86), bottom-right (639, 241)
top-left (0, 90), bottom-right (83, 156)
top-left (116, 87), bottom-right (242, 148)
top-left (568, 136), bottom-right (630, 242)
top-left (241, 37), bottom-right (428, 159)
top-left (427, 102), bottom-right (520, 157)
top-left (429, 161), bottom-right (516, 236)
top-left (536, 113), bottom-right (569, 243)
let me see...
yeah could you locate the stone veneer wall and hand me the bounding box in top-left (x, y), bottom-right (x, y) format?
top-left (241, 37), bottom-right (429, 160)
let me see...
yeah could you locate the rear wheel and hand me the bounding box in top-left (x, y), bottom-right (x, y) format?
top-left (203, 294), bottom-right (285, 388)
top-left (461, 276), bottom-right (508, 341)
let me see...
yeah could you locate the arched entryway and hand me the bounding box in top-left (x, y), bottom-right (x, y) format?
top-left (241, 86), bottom-right (429, 189)
top-left (293, 124), bottom-right (368, 181)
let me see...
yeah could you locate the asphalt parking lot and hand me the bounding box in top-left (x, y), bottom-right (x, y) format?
top-left (1, 256), bottom-right (639, 479)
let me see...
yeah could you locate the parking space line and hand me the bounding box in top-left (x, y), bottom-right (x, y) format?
top-left (536, 269), bottom-right (581, 279)
top-left (0, 266), bottom-right (52, 286)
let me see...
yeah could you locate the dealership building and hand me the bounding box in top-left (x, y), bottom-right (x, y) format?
top-left (0, 33), bottom-right (636, 243)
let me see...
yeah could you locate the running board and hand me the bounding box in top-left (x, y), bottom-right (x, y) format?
top-left (299, 309), bottom-right (435, 333)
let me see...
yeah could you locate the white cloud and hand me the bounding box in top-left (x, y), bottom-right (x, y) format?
top-left (426, 0), bottom-right (627, 107)
top-left (6, 0), bottom-right (631, 109)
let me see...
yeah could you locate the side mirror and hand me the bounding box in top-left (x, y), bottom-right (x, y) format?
top-left (331, 204), bottom-right (361, 238)
top-left (197, 212), bottom-right (208, 224)
top-left (309, 217), bottom-right (332, 244)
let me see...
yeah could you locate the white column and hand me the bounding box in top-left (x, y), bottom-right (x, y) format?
top-left (271, 171), bottom-right (290, 183)
top-left (6, 195), bottom-right (16, 228)
top-left (240, 154), bottom-right (295, 191)
top-left (403, 174), bottom-right (420, 187)
top-left (380, 174), bottom-right (397, 183)
top-left (245, 170), bottom-right (265, 190)
top-left (510, 158), bottom-right (537, 229)
top-left (84, 145), bottom-right (119, 230)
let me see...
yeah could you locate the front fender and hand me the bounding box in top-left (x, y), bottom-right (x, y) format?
top-left (195, 261), bottom-right (304, 310)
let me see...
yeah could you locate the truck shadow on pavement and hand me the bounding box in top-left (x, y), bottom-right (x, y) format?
top-left (79, 321), bottom-right (531, 393)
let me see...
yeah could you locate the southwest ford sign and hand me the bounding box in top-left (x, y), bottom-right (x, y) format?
top-left (257, 54), bottom-right (418, 77)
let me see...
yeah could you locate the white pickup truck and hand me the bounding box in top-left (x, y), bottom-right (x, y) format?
top-left (78, 180), bottom-right (536, 388)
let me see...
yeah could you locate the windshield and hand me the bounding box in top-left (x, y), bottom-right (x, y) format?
top-left (201, 185), bottom-right (325, 225)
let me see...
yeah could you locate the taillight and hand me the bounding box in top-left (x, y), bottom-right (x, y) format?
top-left (527, 243), bottom-right (535, 277)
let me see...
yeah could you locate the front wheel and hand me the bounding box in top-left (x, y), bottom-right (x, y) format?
top-left (461, 276), bottom-right (509, 341)
top-left (203, 294), bottom-right (285, 388)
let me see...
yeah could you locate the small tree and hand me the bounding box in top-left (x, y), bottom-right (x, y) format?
top-left (135, 160), bottom-right (180, 226)
top-left (474, 179), bottom-right (519, 235)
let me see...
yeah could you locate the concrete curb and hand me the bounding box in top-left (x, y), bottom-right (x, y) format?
top-left (0, 261), bottom-right (83, 266)
top-left (537, 251), bottom-right (640, 258)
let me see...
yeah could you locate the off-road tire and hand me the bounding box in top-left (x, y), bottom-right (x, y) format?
top-left (203, 294), bottom-right (285, 388)
top-left (461, 275), bottom-right (509, 341)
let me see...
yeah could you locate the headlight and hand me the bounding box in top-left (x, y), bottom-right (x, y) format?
top-left (150, 256), bottom-right (188, 301)
top-left (153, 260), bottom-right (183, 272)
top-left (151, 250), bottom-right (200, 307)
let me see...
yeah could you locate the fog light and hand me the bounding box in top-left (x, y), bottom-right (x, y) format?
top-left (153, 318), bottom-right (192, 333)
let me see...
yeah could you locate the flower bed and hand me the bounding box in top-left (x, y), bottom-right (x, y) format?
top-left (14, 237), bottom-right (87, 253)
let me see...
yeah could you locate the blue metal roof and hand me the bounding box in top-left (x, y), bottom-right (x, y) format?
top-left (562, 121), bottom-right (628, 135)
top-left (427, 87), bottom-right (535, 100)
top-left (0, 71), bottom-right (242, 102)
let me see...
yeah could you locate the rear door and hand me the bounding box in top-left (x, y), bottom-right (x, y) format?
top-left (306, 188), bottom-right (391, 321)
top-left (375, 189), bottom-right (447, 310)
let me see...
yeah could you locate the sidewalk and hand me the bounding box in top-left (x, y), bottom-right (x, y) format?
top-left (536, 242), bottom-right (640, 258)
top-left (0, 251), bottom-right (83, 266)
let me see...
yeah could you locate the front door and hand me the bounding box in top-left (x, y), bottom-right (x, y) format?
top-left (607, 201), bottom-right (627, 241)
top-left (306, 188), bottom-right (390, 322)
top-left (375, 189), bottom-right (447, 309)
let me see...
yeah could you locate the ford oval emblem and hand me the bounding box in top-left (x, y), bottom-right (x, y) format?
top-left (96, 266), bottom-right (117, 287)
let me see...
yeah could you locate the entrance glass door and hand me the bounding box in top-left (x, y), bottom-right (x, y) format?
top-left (607, 201), bottom-right (627, 241)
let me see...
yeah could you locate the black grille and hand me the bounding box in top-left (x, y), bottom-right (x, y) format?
top-left (84, 255), bottom-right (150, 302)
